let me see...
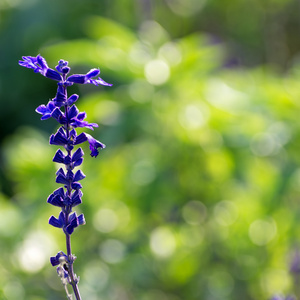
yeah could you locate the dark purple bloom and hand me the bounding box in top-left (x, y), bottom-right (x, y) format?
top-left (49, 211), bottom-right (65, 228)
top-left (67, 94), bottom-right (79, 106)
top-left (56, 168), bottom-right (69, 185)
top-left (72, 148), bottom-right (84, 167)
top-left (69, 108), bottom-right (98, 130)
top-left (51, 108), bottom-right (67, 124)
top-left (74, 132), bottom-right (88, 145)
top-left (49, 211), bottom-right (85, 234)
top-left (66, 68), bottom-right (112, 87)
top-left (86, 133), bottom-right (106, 157)
top-left (74, 169), bottom-right (86, 181)
top-left (55, 168), bottom-right (85, 189)
top-left (270, 296), bottom-right (296, 300)
top-left (70, 190), bottom-right (82, 207)
top-left (290, 250), bottom-right (300, 274)
top-left (48, 187), bottom-right (83, 208)
top-left (47, 187), bottom-right (65, 207)
top-left (36, 101), bottom-right (56, 120)
top-left (53, 85), bottom-right (67, 107)
top-left (63, 190), bottom-right (83, 207)
top-left (55, 59), bottom-right (70, 75)
top-left (50, 251), bottom-right (68, 266)
top-left (66, 212), bottom-right (86, 234)
top-left (19, 55), bottom-right (112, 87)
top-left (50, 128), bottom-right (68, 146)
top-left (53, 149), bottom-right (66, 164)
top-left (19, 55), bottom-right (62, 81)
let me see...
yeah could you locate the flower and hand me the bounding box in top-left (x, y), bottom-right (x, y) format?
top-left (36, 101), bottom-right (56, 120)
top-left (19, 54), bottom-right (112, 87)
top-left (50, 251), bottom-right (68, 266)
top-left (85, 133), bottom-right (106, 157)
top-left (55, 168), bottom-right (86, 190)
top-left (67, 105), bottom-right (98, 130)
top-left (20, 54), bottom-right (112, 295)
top-left (290, 250), bottom-right (300, 274)
top-left (49, 211), bottom-right (85, 234)
top-left (19, 55), bottom-right (62, 81)
top-left (270, 295), bottom-right (296, 300)
top-left (47, 187), bottom-right (83, 208)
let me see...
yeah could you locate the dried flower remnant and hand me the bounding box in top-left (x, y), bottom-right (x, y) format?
top-left (19, 55), bottom-right (112, 300)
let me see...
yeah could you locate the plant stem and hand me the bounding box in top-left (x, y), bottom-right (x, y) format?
top-left (62, 80), bottom-right (82, 300)
top-left (66, 234), bottom-right (82, 300)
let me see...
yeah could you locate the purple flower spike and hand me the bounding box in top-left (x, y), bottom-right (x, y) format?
top-left (20, 54), bottom-right (112, 298)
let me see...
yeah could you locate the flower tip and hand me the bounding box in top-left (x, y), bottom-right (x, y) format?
top-left (86, 68), bottom-right (100, 79)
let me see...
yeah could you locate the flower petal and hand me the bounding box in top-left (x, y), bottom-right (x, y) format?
top-left (67, 74), bottom-right (86, 84)
top-left (53, 149), bottom-right (65, 163)
top-left (74, 170), bottom-right (86, 182)
top-left (45, 68), bottom-right (62, 81)
top-left (67, 94), bottom-right (79, 105)
top-left (49, 211), bottom-right (65, 228)
top-left (85, 68), bottom-right (100, 79)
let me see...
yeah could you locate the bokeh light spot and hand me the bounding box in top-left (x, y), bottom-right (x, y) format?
top-left (213, 201), bottom-right (238, 226)
top-left (261, 269), bottom-right (290, 295)
top-left (17, 230), bottom-right (56, 273)
top-left (150, 227), bottom-right (176, 258)
top-left (144, 59), bottom-right (170, 86)
top-left (139, 21), bottom-right (169, 45)
top-left (0, 206), bottom-right (22, 237)
top-left (3, 280), bottom-right (24, 300)
top-left (179, 103), bottom-right (210, 130)
top-left (207, 270), bottom-right (234, 297)
top-left (99, 239), bottom-right (126, 264)
top-left (93, 208), bottom-right (119, 233)
top-left (166, 0), bottom-right (206, 16)
top-left (205, 79), bottom-right (249, 112)
top-left (129, 80), bottom-right (154, 103)
top-left (129, 42), bottom-right (152, 65)
top-left (94, 100), bottom-right (121, 126)
top-left (182, 200), bottom-right (207, 225)
top-left (250, 133), bottom-right (278, 157)
top-left (82, 261), bottom-right (110, 292)
top-left (131, 160), bottom-right (156, 186)
top-left (179, 225), bottom-right (204, 247)
top-left (158, 42), bottom-right (182, 65)
top-left (249, 218), bottom-right (277, 246)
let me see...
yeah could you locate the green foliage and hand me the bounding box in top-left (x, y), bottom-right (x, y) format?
top-left (2, 0), bottom-right (300, 299)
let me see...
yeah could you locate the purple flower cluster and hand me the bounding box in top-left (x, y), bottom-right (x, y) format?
top-left (270, 295), bottom-right (296, 300)
top-left (19, 55), bottom-right (112, 299)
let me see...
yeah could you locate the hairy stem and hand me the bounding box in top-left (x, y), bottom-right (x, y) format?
top-left (63, 81), bottom-right (82, 300)
top-left (66, 234), bottom-right (82, 300)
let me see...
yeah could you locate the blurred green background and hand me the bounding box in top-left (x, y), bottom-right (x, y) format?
top-left (2, 0), bottom-right (300, 299)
